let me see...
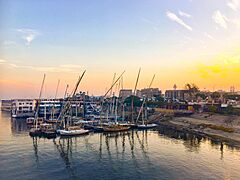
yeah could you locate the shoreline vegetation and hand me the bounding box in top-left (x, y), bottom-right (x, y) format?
top-left (150, 110), bottom-right (240, 148)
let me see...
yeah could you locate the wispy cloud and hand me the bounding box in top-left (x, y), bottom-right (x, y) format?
top-left (212, 10), bottom-right (228, 29)
top-left (0, 59), bottom-right (6, 63)
top-left (2, 40), bottom-right (17, 46)
top-left (204, 32), bottom-right (214, 40)
top-left (227, 0), bottom-right (240, 11)
top-left (212, 10), bottom-right (240, 29)
top-left (141, 17), bottom-right (159, 32)
top-left (166, 11), bottom-right (193, 31)
top-left (0, 60), bottom-right (83, 73)
top-left (16, 28), bottom-right (40, 45)
top-left (179, 11), bottom-right (191, 18)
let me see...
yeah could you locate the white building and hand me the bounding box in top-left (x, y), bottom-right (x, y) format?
top-left (11, 99), bottom-right (36, 118)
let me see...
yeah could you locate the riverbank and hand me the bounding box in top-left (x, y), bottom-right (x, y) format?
top-left (151, 112), bottom-right (240, 147)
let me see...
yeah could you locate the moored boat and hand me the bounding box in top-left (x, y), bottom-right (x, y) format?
top-left (58, 126), bottom-right (90, 136)
top-left (103, 124), bottom-right (130, 133)
top-left (41, 123), bottom-right (57, 138)
top-left (137, 123), bottom-right (157, 130)
top-left (29, 127), bottom-right (42, 137)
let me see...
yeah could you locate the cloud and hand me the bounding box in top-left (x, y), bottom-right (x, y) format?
top-left (16, 28), bottom-right (40, 45)
top-left (0, 60), bottom-right (83, 73)
top-left (204, 32), bottom-right (214, 40)
top-left (2, 40), bottom-right (17, 46)
top-left (212, 10), bottom-right (228, 29)
top-left (141, 17), bottom-right (159, 32)
top-left (166, 11), bottom-right (193, 31)
top-left (227, 0), bottom-right (240, 11)
top-left (179, 11), bottom-right (191, 18)
top-left (0, 59), bottom-right (6, 63)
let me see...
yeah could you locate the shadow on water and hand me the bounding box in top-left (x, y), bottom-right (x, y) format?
top-left (156, 125), bottom-right (240, 159)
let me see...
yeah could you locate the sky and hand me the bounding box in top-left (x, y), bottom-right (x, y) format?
top-left (0, 0), bottom-right (240, 99)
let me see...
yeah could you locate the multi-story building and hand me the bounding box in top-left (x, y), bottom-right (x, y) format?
top-left (38, 99), bottom-right (62, 118)
top-left (11, 99), bottom-right (36, 118)
top-left (1, 99), bottom-right (12, 112)
top-left (119, 89), bottom-right (132, 99)
top-left (140, 88), bottom-right (161, 98)
top-left (165, 90), bottom-right (190, 101)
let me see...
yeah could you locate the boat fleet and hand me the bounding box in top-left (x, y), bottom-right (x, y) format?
top-left (27, 69), bottom-right (158, 139)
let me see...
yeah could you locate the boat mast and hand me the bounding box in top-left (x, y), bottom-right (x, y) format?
top-left (131, 68), bottom-right (141, 123)
top-left (136, 74), bottom-right (155, 124)
top-left (51, 79), bottom-right (60, 120)
top-left (58, 70), bottom-right (86, 124)
top-left (35, 74), bottom-right (46, 129)
top-left (109, 73), bottom-right (116, 116)
top-left (100, 71), bottom-right (125, 126)
top-left (114, 82), bottom-right (120, 124)
top-left (64, 84), bottom-right (69, 99)
top-left (121, 77), bottom-right (125, 122)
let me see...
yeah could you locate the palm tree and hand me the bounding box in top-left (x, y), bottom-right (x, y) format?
top-left (184, 83), bottom-right (200, 101)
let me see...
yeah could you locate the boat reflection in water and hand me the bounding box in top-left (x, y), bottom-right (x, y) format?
top-left (6, 113), bottom-right (240, 180)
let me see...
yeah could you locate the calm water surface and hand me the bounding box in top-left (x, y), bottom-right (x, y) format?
top-left (0, 111), bottom-right (240, 180)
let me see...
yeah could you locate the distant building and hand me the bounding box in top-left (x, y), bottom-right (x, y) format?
top-left (38, 99), bottom-right (62, 118)
top-left (165, 90), bottom-right (190, 101)
top-left (140, 88), bottom-right (161, 98)
top-left (1, 100), bottom-right (12, 112)
top-left (11, 99), bottom-right (36, 118)
top-left (136, 90), bottom-right (142, 98)
top-left (119, 89), bottom-right (132, 99)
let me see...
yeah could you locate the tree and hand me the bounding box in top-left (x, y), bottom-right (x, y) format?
top-left (184, 83), bottom-right (200, 100)
top-left (195, 93), bottom-right (207, 100)
top-left (124, 95), bottom-right (142, 107)
top-left (211, 92), bottom-right (220, 99)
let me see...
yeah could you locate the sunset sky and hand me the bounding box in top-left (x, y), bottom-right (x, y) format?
top-left (0, 0), bottom-right (240, 99)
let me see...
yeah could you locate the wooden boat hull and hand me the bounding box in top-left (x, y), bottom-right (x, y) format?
top-left (42, 131), bottom-right (57, 138)
top-left (103, 126), bottom-right (130, 133)
top-left (93, 126), bottom-right (104, 133)
top-left (29, 129), bottom-right (42, 137)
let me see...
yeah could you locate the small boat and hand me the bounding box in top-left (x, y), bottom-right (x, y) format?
top-left (93, 126), bottom-right (104, 132)
top-left (41, 123), bottom-right (57, 138)
top-left (58, 126), bottom-right (90, 136)
top-left (103, 125), bottom-right (130, 133)
top-left (29, 127), bottom-right (42, 137)
top-left (26, 117), bottom-right (34, 125)
top-left (137, 123), bottom-right (157, 130)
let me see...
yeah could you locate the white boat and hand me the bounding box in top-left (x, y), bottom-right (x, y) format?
top-left (58, 127), bottom-right (90, 136)
top-left (137, 123), bottom-right (157, 129)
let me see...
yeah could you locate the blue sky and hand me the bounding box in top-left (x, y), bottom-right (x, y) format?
top-left (0, 0), bottom-right (240, 98)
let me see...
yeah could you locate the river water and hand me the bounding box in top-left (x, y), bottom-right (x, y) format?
top-left (0, 111), bottom-right (240, 180)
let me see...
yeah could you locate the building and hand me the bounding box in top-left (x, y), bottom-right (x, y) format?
top-left (11, 99), bottom-right (36, 118)
top-left (165, 90), bottom-right (190, 101)
top-left (38, 99), bottom-right (62, 118)
top-left (140, 88), bottom-right (161, 98)
top-left (1, 100), bottom-right (12, 112)
top-left (119, 89), bottom-right (132, 99)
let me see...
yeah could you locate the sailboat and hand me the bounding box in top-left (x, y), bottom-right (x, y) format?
top-left (29, 74), bottom-right (46, 137)
top-left (57, 70), bottom-right (90, 136)
top-left (136, 74), bottom-right (157, 130)
top-left (102, 72), bottom-right (130, 133)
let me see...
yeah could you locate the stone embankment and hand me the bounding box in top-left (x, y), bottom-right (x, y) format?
top-left (150, 111), bottom-right (240, 147)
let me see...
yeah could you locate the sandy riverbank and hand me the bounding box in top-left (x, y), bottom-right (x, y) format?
top-left (152, 112), bottom-right (240, 147)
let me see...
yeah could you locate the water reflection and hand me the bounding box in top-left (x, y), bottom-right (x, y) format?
top-left (11, 118), bottom-right (28, 134)
top-left (53, 138), bottom-right (78, 179)
top-left (1, 111), bottom-right (240, 180)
